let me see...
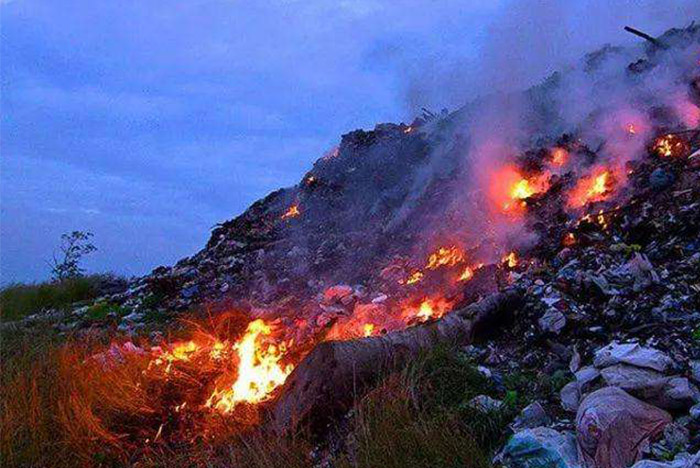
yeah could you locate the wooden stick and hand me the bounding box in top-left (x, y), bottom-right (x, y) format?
top-left (624, 26), bottom-right (667, 49)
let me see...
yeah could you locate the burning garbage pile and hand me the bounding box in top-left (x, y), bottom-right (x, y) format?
top-left (8, 22), bottom-right (700, 465)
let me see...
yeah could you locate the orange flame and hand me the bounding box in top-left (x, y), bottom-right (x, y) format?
top-left (567, 169), bottom-right (613, 208)
top-left (425, 246), bottom-right (465, 270)
top-left (363, 323), bottom-right (375, 337)
top-left (412, 297), bottom-right (452, 322)
top-left (281, 204), bottom-right (300, 220)
top-left (653, 134), bottom-right (689, 158)
top-left (502, 252), bottom-right (518, 268)
top-left (400, 270), bottom-right (424, 285)
top-left (550, 148), bottom-right (568, 167)
top-left (458, 263), bottom-right (484, 282)
top-left (491, 166), bottom-right (549, 214)
top-left (206, 319), bottom-right (293, 413)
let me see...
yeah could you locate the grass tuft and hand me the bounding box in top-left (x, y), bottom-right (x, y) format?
top-left (0, 275), bottom-right (115, 322)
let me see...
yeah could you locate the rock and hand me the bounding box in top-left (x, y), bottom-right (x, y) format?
top-left (690, 361), bottom-right (700, 385)
top-left (649, 167), bottom-right (675, 191)
top-left (122, 311), bottom-right (144, 323)
top-left (477, 366), bottom-right (492, 379)
top-left (660, 377), bottom-right (700, 410)
top-left (468, 395), bottom-right (503, 412)
top-left (594, 342), bottom-right (675, 373)
top-left (497, 427), bottom-right (579, 468)
top-left (570, 348), bottom-right (582, 373)
top-left (511, 402), bottom-right (551, 431)
top-left (629, 452), bottom-right (699, 468)
top-left (323, 284), bottom-right (353, 303)
top-left (575, 366), bottom-right (601, 392)
top-left (660, 422), bottom-right (690, 453)
top-left (561, 381), bottom-right (582, 412)
top-left (576, 387), bottom-right (672, 468)
top-left (181, 285), bottom-right (199, 299)
top-left (538, 309), bottom-right (567, 334)
top-left (623, 254), bottom-right (660, 292)
top-left (690, 403), bottom-right (700, 422)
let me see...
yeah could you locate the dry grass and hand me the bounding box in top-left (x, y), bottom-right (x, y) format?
top-left (0, 330), bottom-right (153, 466)
top-left (1, 328), bottom-right (510, 468)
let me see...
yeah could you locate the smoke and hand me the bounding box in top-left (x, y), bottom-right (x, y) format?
top-left (402, 0), bottom-right (699, 113)
top-left (397, 10), bottom-right (700, 263)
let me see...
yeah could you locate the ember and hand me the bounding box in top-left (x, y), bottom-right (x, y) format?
top-left (653, 134), bottom-right (690, 158)
top-left (363, 323), bottom-right (375, 337)
top-left (281, 204), bottom-right (300, 220)
top-left (550, 147), bottom-right (568, 167)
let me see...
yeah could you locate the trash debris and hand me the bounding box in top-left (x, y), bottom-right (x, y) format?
top-left (576, 387), bottom-right (672, 468)
top-left (497, 427), bottom-right (580, 468)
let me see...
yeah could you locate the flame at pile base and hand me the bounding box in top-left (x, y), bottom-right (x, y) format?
top-left (206, 319), bottom-right (293, 414)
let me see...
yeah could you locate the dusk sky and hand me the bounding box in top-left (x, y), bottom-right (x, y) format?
top-left (1, 0), bottom-right (697, 283)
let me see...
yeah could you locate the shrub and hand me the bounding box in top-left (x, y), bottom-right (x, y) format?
top-left (0, 276), bottom-right (108, 322)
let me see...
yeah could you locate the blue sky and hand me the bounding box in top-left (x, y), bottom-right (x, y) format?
top-left (1, 0), bottom-right (696, 283)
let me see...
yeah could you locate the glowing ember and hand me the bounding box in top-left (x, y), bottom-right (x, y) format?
top-left (550, 148), bottom-right (568, 167)
top-left (567, 169), bottom-right (613, 208)
top-left (563, 233), bottom-right (576, 246)
top-left (401, 270), bottom-right (424, 285)
top-left (627, 124), bottom-right (637, 135)
top-left (412, 298), bottom-right (452, 322)
top-left (653, 134), bottom-right (690, 158)
top-left (206, 319), bottom-right (293, 413)
top-left (425, 246), bottom-right (465, 270)
top-left (459, 266), bottom-right (474, 281)
top-left (458, 263), bottom-right (483, 282)
top-left (502, 252), bottom-right (518, 268)
top-left (404, 126), bottom-right (414, 134)
top-left (363, 323), bottom-right (375, 337)
top-left (281, 204), bottom-right (300, 220)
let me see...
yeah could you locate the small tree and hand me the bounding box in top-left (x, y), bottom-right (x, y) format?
top-left (50, 231), bottom-right (97, 281)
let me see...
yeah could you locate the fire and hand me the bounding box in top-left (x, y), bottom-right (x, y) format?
top-left (404, 126), bottom-right (414, 134)
top-left (491, 165), bottom-right (549, 214)
top-left (459, 266), bottom-right (474, 281)
top-left (425, 246), bottom-right (465, 270)
top-left (458, 263), bottom-right (484, 282)
top-left (412, 297), bottom-right (452, 322)
top-left (400, 270), bottom-right (424, 285)
top-left (363, 323), bottom-right (375, 337)
top-left (567, 168), bottom-right (613, 208)
top-left (281, 204), bottom-right (300, 220)
top-left (206, 319), bottom-right (293, 413)
top-left (563, 233), bottom-right (576, 246)
top-left (653, 134), bottom-right (689, 158)
top-left (550, 148), bottom-right (568, 167)
top-left (502, 252), bottom-right (518, 268)
top-left (627, 124), bottom-right (637, 135)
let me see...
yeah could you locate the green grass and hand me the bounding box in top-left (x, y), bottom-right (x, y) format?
top-left (84, 301), bottom-right (128, 321)
top-left (0, 275), bottom-right (109, 322)
top-left (337, 346), bottom-right (518, 468)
